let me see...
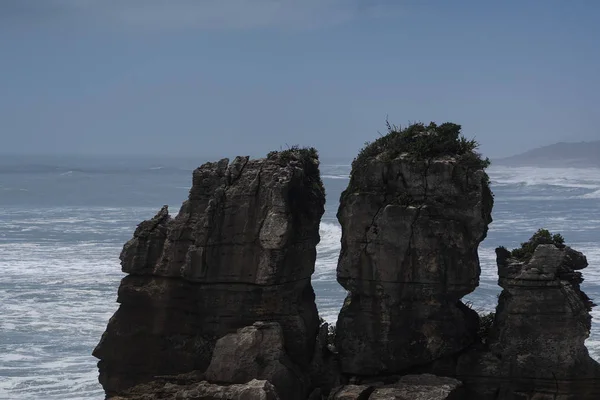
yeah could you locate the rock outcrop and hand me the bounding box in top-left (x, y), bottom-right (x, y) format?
top-left (93, 150), bottom-right (326, 399)
top-left (335, 123), bottom-right (493, 375)
top-left (111, 378), bottom-right (281, 400)
top-left (94, 122), bottom-right (600, 400)
top-left (205, 322), bottom-right (306, 396)
top-left (328, 374), bottom-right (464, 400)
top-left (458, 242), bottom-right (600, 399)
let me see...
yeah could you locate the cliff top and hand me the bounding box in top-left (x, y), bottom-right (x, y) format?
top-left (352, 121), bottom-right (490, 171)
top-left (266, 145), bottom-right (318, 163)
top-left (266, 145), bottom-right (325, 199)
top-left (498, 228), bottom-right (566, 263)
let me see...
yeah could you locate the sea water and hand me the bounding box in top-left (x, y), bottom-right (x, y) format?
top-left (1, 155), bottom-right (599, 399)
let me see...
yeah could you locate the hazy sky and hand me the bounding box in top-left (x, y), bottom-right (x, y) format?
top-left (1, 1), bottom-right (598, 159)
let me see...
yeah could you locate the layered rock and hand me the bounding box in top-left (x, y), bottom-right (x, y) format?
top-left (458, 243), bottom-right (600, 399)
top-left (205, 322), bottom-right (306, 396)
top-left (93, 151), bottom-right (325, 399)
top-left (335, 145), bottom-right (493, 375)
top-left (93, 122), bottom-right (600, 399)
top-left (328, 374), bottom-right (464, 400)
top-left (111, 378), bottom-right (281, 400)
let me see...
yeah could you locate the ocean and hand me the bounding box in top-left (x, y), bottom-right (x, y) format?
top-left (1, 155), bottom-right (599, 399)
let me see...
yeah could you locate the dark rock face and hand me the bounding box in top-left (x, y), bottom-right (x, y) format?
top-left (94, 139), bottom-right (600, 400)
top-left (93, 154), bottom-right (325, 399)
top-left (111, 378), bottom-right (281, 400)
top-left (328, 374), bottom-right (463, 400)
top-left (335, 155), bottom-right (493, 375)
top-left (205, 322), bottom-right (307, 397)
top-left (458, 244), bottom-right (600, 399)
top-left (308, 320), bottom-right (343, 398)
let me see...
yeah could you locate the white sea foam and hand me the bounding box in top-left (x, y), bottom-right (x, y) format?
top-left (0, 247), bottom-right (121, 399)
top-left (320, 164), bottom-right (351, 178)
top-left (313, 222), bottom-right (346, 325)
top-left (314, 222), bottom-right (342, 281)
top-left (582, 189), bottom-right (600, 199)
top-left (321, 174), bottom-right (350, 180)
top-left (0, 208), bottom-right (136, 399)
top-left (575, 244), bottom-right (600, 286)
top-left (488, 166), bottom-right (600, 189)
top-left (588, 305), bottom-right (600, 362)
top-left (1, 165), bottom-right (600, 399)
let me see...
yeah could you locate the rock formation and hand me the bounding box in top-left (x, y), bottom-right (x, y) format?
top-left (94, 122), bottom-right (600, 400)
top-left (458, 237), bottom-right (600, 399)
top-left (93, 149), bottom-right (326, 400)
top-left (111, 376), bottom-right (282, 400)
top-left (205, 322), bottom-right (306, 396)
top-left (335, 122), bottom-right (493, 375)
top-left (111, 378), bottom-right (281, 400)
top-left (328, 374), bottom-right (464, 400)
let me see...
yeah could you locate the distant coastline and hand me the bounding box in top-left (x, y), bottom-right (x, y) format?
top-left (493, 140), bottom-right (600, 168)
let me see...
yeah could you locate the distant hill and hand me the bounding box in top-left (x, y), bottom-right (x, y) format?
top-left (494, 141), bottom-right (600, 168)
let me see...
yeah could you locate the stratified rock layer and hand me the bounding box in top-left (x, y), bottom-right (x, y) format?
top-left (328, 374), bottom-right (464, 400)
top-left (335, 155), bottom-right (493, 375)
top-left (458, 244), bottom-right (600, 399)
top-left (111, 378), bottom-right (281, 400)
top-left (93, 153), bottom-right (325, 399)
top-left (205, 322), bottom-right (307, 397)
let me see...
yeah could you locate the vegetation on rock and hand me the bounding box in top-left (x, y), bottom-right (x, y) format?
top-left (267, 145), bottom-right (325, 211)
top-left (352, 120), bottom-right (491, 171)
top-left (502, 228), bottom-right (566, 262)
top-left (477, 312), bottom-right (496, 345)
top-left (267, 145), bottom-right (323, 187)
top-left (465, 301), bottom-right (496, 345)
top-left (267, 145), bottom-right (318, 165)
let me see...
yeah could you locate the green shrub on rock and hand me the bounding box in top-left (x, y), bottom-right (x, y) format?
top-left (352, 121), bottom-right (490, 171)
top-left (507, 228), bottom-right (566, 262)
top-left (267, 145), bottom-right (319, 165)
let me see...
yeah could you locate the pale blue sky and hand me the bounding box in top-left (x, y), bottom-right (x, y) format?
top-left (1, 0), bottom-right (598, 159)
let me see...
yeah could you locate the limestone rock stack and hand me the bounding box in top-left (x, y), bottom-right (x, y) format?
top-left (335, 123), bottom-right (493, 375)
top-left (93, 122), bottom-right (600, 400)
top-left (458, 242), bottom-right (600, 399)
top-left (93, 150), bottom-right (325, 400)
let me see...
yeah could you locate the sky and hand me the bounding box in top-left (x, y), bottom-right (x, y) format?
top-left (1, 0), bottom-right (599, 160)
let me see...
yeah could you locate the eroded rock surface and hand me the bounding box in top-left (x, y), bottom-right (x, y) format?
top-left (94, 152), bottom-right (325, 399)
top-left (328, 374), bottom-right (463, 400)
top-left (458, 244), bottom-right (600, 399)
top-left (110, 378), bottom-right (281, 400)
top-left (335, 153), bottom-right (493, 375)
top-left (205, 322), bottom-right (306, 397)
top-left (94, 125), bottom-right (600, 400)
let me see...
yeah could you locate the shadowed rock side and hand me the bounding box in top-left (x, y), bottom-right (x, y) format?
top-left (93, 151), bottom-right (325, 400)
top-left (458, 244), bottom-right (600, 399)
top-left (335, 152), bottom-right (493, 375)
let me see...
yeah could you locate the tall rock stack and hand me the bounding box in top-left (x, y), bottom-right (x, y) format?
top-left (93, 150), bottom-right (325, 399)
top-left (335, 122), bottom-right (493, 376)
top-left (458, 233), bottom-right (600, 399)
